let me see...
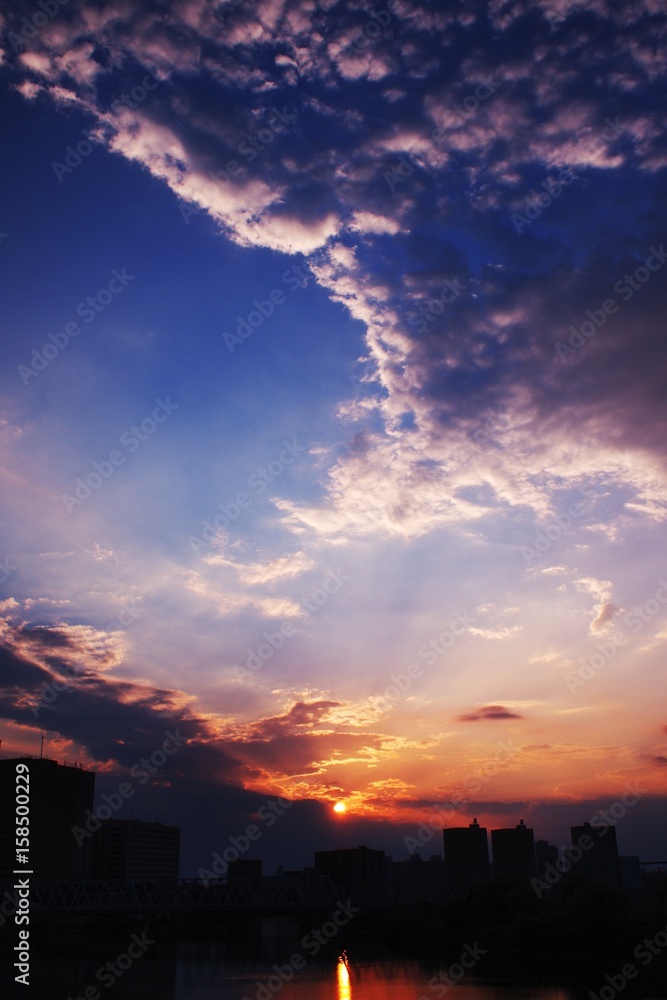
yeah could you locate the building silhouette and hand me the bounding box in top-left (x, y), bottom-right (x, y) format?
top-left (492, 819), bottom-right (536, 875)
top-left (443, 819), bottom-right (489, 871)
top-left (390, 854), bottom-right (447, 900)
top-left (535, 838), bottom-right (559, 876)
top-left (314, 845), bottom-right (386, 885)
top-left (568, 821), bottom-right (621, 887)
top-left (90, 818), bottom-right (180, 882)
top-left (227, 857), bottom-right (262, 887)
top-left (619, 855), bottom-right (643, 891)
top-left (0, 756), bottom-right (95, 883)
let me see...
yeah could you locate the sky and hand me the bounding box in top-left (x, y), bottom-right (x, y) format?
top-left (0, 0), bottom-right (666, 877)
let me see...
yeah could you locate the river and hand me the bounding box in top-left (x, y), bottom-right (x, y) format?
top-left (12, 940), bottom-right (581, 1000)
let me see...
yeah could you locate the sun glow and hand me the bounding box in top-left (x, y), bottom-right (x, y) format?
top-left (333, 801), bottom-right (347, 814)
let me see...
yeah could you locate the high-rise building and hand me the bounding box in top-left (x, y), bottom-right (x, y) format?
top-left (89, 819), bottom-right (180, 882)
top-left (492, 819), bottom-right (536, 875)
top-left (0, 756), bottom-right (95, 883)
top-left (535, 839), bottom-right (559, 875)
top-left (568, 822), bottom-right (621, 887)
top-left (443, 819), bottom-right (489, 871)
top-left (314, 845), bottom-right (387, 885)
top-left (227, 857), bottom-right (262, 887)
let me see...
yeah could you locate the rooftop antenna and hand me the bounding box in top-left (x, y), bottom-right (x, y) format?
top-left (40, 733), bottom-right (45, 758)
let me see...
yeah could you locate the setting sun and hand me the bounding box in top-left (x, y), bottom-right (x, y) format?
top-left (333, 802), bottom-right (347, 815)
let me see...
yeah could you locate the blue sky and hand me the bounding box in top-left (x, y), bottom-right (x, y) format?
top-left (1, 0), bottom-right (667, 875)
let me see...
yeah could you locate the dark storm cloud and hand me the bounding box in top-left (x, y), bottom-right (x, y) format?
top-left (0, 620), bottom-right (341, 872)
top-left (0, 618), bottom-right (420, 872)
top-left (244, 699), bottom-right (341, 739)
top-left (13, 626), bottom-right (74, 649)
top-left (0, 643), bottom-right (48, 688)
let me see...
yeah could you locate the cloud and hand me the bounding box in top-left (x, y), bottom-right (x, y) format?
top-left (638, 627), bottom-right (667, 653)
top-left (204, 549), bottom-right (315, 586)
top-left (575, 577), bottom-right (622, 634)
top-left (5, 620), bottom-right (126, 676)
top-left (590, 601), bottom-right (621, 633)
top-left (238, 700), bottom-right (341, 741)
top-left (3, 0), bottom-right (667, 557)
top-left (457, 704), bottom-right (524, 722)
top-left (575, 577), bottom-right (612, 600)
top-left (182, 569), bottom-right (304, 619)
top-left (469, 625), bottom-right (523, 640)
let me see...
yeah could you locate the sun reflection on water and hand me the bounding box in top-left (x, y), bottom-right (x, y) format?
top-left (336, 951), bottom-right (351, 1000)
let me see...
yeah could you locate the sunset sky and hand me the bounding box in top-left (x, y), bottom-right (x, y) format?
top-left (1, 0), bottom-right (666, 875)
